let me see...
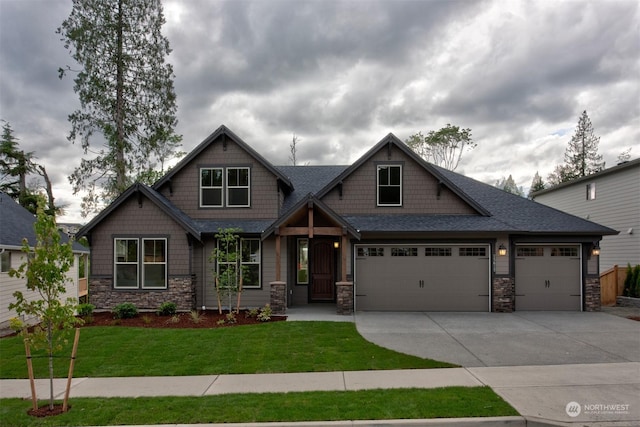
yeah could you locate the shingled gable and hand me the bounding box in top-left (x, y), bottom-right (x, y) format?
top-left (76, 183), bottom-right (201, 241)
top-left (261, 193), bottom-right (360, 240)
top-left (153, 124), bottom-right (294, 194)
top-left (314, 132), bottom-right (490, 216)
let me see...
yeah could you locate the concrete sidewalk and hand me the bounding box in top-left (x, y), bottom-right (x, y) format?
top-left (2, 362), bottom-right (639, 425)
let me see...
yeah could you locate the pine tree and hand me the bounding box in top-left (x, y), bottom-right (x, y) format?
top-left (58, 0), bottom-right (181, 216)
top-left (495, 175), bottom-right (524, 196)
top-left (563, 110), bottom-right (605, 180)
top-left (528, 171), bottom-right (545, 198)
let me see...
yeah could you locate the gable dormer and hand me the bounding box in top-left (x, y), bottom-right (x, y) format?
top-left (153, 125), bottom-right (293, 220)
top-left (317, 134), bottom-right (488, 216)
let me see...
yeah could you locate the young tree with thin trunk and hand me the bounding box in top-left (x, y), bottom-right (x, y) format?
top-left (58, 0), bottom-right (181, 216)
top-left (9, 196), bottom-right (80, 412)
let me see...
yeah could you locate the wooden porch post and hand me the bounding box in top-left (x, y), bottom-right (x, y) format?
top-left (275, 231), bottom-right (281, 282)
top-left (341, 233), bottom-right (348, 282)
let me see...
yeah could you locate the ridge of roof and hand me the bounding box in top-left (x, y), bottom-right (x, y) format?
top-left (153, 125), bottom-right (293, 192)
top-left (0, 191), bottom-right (88, 252)
top-left (313, 133), bottom-right (491, 217)
top-left (76, 183), bottom-right (202, 241)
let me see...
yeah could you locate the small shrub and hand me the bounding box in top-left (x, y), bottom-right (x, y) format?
top-left (216, 319), bottom-right (226, 326)
top-left (633, 265), bottom-right (640, 298)
top-left (77, 303), bottom-right (95, 317)
top-left (112, 302), bottom-right (138, 319)
top-left (142, 315), bottom-right (153, 325)
top-left (83, 314), bottom-right (94, 325)
top-left (257, 303), bottom-right (272, 322)
top-left (623, 264), bottom-right (634, 297)
top-left (246, 308), bottom-right (259, 318)
top-left (110, 319), bottom-right (121, 326)
top-left (189, 310), bottom-right (204, 324)
top-left (225, 312), bottom-right (237, 324)
top-left (165, 314), bottom-right (180, 324)
top-left (157, 302), bottom-right (177, 316)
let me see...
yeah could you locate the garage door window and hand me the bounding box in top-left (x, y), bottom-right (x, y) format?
top-left (391, 247), bottom-right (417, 256)
top-left (357, 247), bottom-right (384, 257)
top-left (551, 247), bottom-right (578, 257)
top-left (516, 247), bottom-right (544, 257)
top-left (425, 247), bottom-right (452, 256)
top-left (459, 247), bottom-right (486, 257)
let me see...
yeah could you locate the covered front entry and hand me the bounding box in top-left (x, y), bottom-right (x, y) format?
top-left (515, 244), bottom-right (582, 311)
top-left (310, 239), bottom-right (336, 301)
top-left (355, 244), bottom-right (491, 311)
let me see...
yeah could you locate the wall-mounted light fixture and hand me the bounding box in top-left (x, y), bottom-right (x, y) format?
top-left (333, 241), bottom-right (340, 249)
top-left (498, 244), bottom-right (507, 256)
top-left (592, 243), bottom-right (601, 256)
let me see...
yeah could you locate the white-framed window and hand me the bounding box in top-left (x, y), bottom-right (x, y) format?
top-left (201, 168), bottom-right (223, 207)
top-left (586, 182), bottom-right (596, 200)
top-left (114, 238), bottom-right (167, 289)
top-left (1, 251), bottom-right (10, 273)
top-left (142, 239), bottom-right (167, 289)
top-left (377, 164), bottom-right (402, 206)
top-left (200, 167), bottom-right (251, 208)
top-left (227, 167), bottom-right (250, 207)
top-left (115, 239), bottom-right (139, 288)
top-left (216, 237), bottom-right (261, 289)
top-left (297, 239), bottom-right (309, 284)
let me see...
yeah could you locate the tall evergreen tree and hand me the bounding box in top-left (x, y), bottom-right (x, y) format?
top-left (0, 120), bottom-right (34, 206)
top-left (563, 110), bottom-right (605, 180)
top-left (495, 174), bottom-right (524, 197)
top-left (528, 171), bottom-right (545, 198)
top-left (58, 0), bottom-right (181, 216)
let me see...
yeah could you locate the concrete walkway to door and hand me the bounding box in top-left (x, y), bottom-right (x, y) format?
top-left (355, 311), bottom-right (640, 367)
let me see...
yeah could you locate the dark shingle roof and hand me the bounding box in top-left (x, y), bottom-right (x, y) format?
top-left (0, 192), bottom-right (88, 252)
top-left (276, 165), bottom-right (348, 212)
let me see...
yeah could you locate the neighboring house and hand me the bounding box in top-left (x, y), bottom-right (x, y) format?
top-left (0, 192), bottom-right (90, 328)
top-left (77, 125), bottom-right (616, 314)
top-left (532, 159), bottom-right (639, 273)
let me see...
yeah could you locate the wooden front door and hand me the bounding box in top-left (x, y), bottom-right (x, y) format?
top-left (310, 239), bottom-right (335, 301)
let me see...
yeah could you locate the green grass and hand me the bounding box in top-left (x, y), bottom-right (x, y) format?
top-left (0, 387), bottom-right (518, 426)
top-left (0, 322), bottom-right (455, 378)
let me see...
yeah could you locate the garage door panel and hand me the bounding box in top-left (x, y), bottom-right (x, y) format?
top-left (515, 245), bottom-right (581, 311)
top-left (356, 245), bottom-right (490, 311)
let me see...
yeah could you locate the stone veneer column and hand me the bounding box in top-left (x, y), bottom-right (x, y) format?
top-left (584, 277), bottom-right (601, 312)
top-left (492, 277), bottom-right (514, 313)
top-left (336, 281), bottom-right (354, 315)
top-left (270, 281), bottom-right (287, 314)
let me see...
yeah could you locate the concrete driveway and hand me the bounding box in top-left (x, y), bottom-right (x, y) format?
top-left (355, 311), bottom-right (640, 367)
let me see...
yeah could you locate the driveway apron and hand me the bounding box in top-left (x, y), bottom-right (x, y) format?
top-left (355, 311), bottom-right (640, 367)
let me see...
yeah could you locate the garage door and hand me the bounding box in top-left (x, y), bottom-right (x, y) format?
top-left (355, 244), bottom-right (490, 311)
top-left (515, 245), bottom-right (581, 311)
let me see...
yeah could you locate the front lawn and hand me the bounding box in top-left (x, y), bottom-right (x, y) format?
top-left (0, 321), bottom-right (455, 378)
top-left (0, 387), bottom-right (518, 426)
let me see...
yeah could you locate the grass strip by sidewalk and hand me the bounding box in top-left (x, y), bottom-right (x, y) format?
top-left (0, 322), bottom-right (454, 378)
top-left (0, 387), bottom-right (518, 426)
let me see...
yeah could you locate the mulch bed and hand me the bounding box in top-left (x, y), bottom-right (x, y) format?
top-left (28, 404), bottom-right (68, 417)
top-left (83, 310), bottom-right (287, 329)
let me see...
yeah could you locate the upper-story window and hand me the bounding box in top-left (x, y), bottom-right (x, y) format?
top-left (377, 164), bottom-right (402, 206)
top-left (586, 182), bottom-right (596, 200)
top-left (201, 167), bottom-right (250, 208)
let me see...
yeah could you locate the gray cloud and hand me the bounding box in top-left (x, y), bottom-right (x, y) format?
top-left (1, 0), bottom-right (638, 222)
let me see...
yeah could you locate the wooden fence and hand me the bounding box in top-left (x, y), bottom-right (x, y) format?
top-left (600, 265), bottom-right (627, 306)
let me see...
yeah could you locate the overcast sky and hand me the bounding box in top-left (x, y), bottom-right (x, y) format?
top-left (1, 0), bottom-right (638, 224)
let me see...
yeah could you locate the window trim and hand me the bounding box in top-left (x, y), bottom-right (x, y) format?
top-left (200, 167), bottom-right (224, 208)
top-left (377, 164), bottom-right (403, 207)
top-left (0, 251), bottom-right (10, 273)
top-left (216, 237), bottom-right (262, 289)
top-left (200, 166), bottom-right (251, 208)
top-left (114, 237), bottom-right (168, 290)
top-left (226, 167), bottom-right (251, 207)
top-left (142, 238), bottom-right (167, 289)
top-left (297, 238), bottom-right (309, 284)
top-left (586, 182), bottom-right (596, 200)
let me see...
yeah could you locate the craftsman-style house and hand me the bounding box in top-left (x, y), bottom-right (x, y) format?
top-left (77, 125), bottom-right (616, 314)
